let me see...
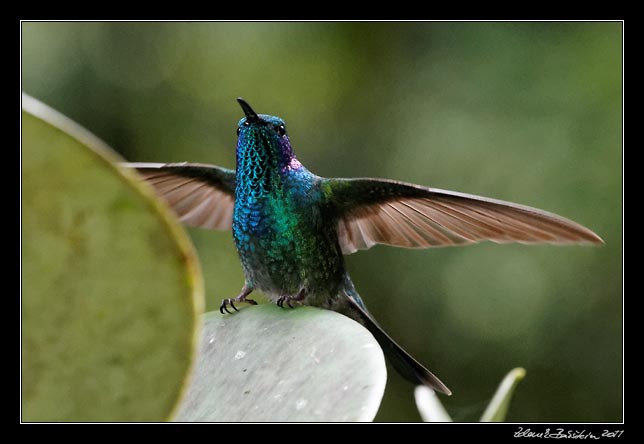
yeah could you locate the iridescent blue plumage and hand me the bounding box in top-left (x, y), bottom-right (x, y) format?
top-left (233, 110), bottom-right (346, 309)
top-left (127, 98), bottom-right (603, 396)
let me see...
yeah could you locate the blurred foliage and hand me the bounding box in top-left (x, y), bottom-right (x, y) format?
top-left (480, 367), bottom-right (527, 422)
top-left (22, 21), bottom-right (622, 422)
top-left (414, 367), bottom-right (526, 422)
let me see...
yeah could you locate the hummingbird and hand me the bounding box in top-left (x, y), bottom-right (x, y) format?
top-left (125, 98), bottom-right (602, 396)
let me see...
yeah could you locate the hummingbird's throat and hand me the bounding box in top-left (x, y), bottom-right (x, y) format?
top-left (284, 157), bottom-right (303, 172)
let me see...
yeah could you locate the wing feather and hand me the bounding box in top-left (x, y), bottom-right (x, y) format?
top-left (324, 178), bottom-right (603, 254)
top-left (121, 162), bottom-right (236, 231)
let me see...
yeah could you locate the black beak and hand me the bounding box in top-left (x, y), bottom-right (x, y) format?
top-left (237, 98), bottom-right (259, 122)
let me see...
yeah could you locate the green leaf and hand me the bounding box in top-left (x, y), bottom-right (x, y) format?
top-left (175, 305), bottom-right (387, 422)
top-left (414, 386), bottom-right (453, 422)
top-left (480, 367), bottom-right (527, 422)
top-left (22, 94), bottom-right (204, 422)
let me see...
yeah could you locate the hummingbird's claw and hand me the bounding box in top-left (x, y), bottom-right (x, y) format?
top-left (220, 290), bottom-right (259, 314)
top-left (219, 298), bottom-right (238, 314)
top-left (276, 294), bottom-right (301, 309)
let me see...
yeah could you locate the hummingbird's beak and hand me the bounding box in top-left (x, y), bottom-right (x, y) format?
top-left (237, 98), bottom-right (259, 122)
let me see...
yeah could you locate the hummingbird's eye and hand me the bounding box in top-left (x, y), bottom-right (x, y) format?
top-left (236, 127), bottom-right (241, 136)
top-left (276, 125), bottom-right (286, 137)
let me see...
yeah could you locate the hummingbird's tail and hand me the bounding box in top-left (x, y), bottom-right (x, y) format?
top-left (342, 279), bottom-right (452, 396)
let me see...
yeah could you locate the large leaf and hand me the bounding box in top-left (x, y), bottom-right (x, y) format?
top-left (175, 305), bottom-right (387, 422)
top-left (21, 94), bottom-right (204, 422)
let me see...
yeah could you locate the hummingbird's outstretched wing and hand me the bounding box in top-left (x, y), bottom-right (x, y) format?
top-left (122, 162), bottom-right (236, 230)
top-left (324, 178), bottom-right (603, 254)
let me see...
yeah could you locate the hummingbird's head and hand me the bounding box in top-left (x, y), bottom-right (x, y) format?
top-left (235, 98), bottom-right (298, 171)
top-left (236, 97), bottom-right (289, 143)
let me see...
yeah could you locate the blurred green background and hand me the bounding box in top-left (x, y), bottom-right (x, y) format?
top-left (21, 21), bottom-right (622, 422)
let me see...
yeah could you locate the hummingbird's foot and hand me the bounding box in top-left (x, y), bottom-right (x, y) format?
top-left (219, 298), bottom-right (238, 314)
top-left (276, 289), bottom-right (306, 309)
top-left (276, 295), bottom-right (293, 309)
top-left (234, 285), bottom-right (257, 305)
top-left (220, 285), bottom-right (256, 314)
